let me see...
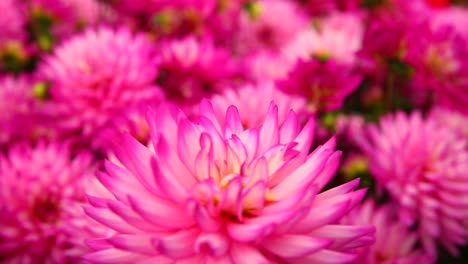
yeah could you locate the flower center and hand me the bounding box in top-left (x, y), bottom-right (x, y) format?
top-left (31, 195), bottom-right (61, 224)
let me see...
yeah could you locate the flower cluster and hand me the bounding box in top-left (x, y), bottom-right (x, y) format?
top-left (0, 0), bottom-right (467, 263)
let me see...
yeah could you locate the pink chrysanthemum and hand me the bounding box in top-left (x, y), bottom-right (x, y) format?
top-left (357, 111), bottom-right (468, 256)
top-left (342, 200), bottom-right (434, 264)
top-left (209, 81), bottom-right (308, 128)
top-left (38, 27), bottom-right (162, 145)
top-left (284, 12), bottom-right (364, 65)
top-left (0, 141), bottom-right (105, 263)
top-left (157, 36), bottom-right (238, 106)
top-left (278, 59), bottom-right (362, 113)
top-left (84, 100), bottom-right (374, 263)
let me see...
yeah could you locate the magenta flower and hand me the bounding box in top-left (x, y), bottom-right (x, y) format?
top-left (403, 23), bottom-right (468, 114)
top-left (0, 0), bottom-right (28, 72)
top-left (38, 27), bottom-right (162, 146)
top-left (243, 51), bottom-right (291, 82)
top-left (284, 12), bottom-right (364, 65)
top-left (30, 0), bottom-right (101, 38)
top-left (357, 111), bottom-right (468, 256)
top-left (0, 75), bottom-right (40, 145)
top-left (342, 200), bottom-right (435, 264)
top-left (0, 141), bottom-right (105, 262)
top-left (209, 81), bottom-right (308, 128)
top-left (0, 0), bottom-right (26, 43)
top-left (157, 36), bottom-right (238, 106)
top-left (429, 106), bottom-right (468, 139)
top-left (233, 0), bottom-right (309, 54)
top-left (278, 59), bottom-right (362, 113)
top-left (431, 7), bottom-right (468, 39)
top-left (84, 100), bottom-right (374, 263)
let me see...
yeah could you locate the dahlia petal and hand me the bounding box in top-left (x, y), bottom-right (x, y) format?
top-left (309, 225), bottom-right (375, 249)
top-left (204, 256), bottom-right (234, 264)
top-left (194, 233), bottom-right (230, 257)
top-left (155, 229), bottom-right (199, 258)
top-left (148, 105), bottom-right (184, 148)
top-left (151, 157), bottom-right (190, 202)
top-left (228, 135), bottom-right (248, 166)
top-left (242, 181), bottom-right (267, 212)
top-left (218, 177), bottom-right (243, 218)
top-left (262, 187), bottom-right (314, 214)
top-left (230, 243), bottom-right (270, 263)
top-left (197, 116), bottom-right (226, 160)
top-left (97, 165), bottom-right (143, 203)
top-left (292, 199), bottom-right (351, 233)
top-left (136, 256), bottom-right (173, 264)
top-left (108, 234), bottom-right (157, 255)
top-left (155, 135), bottom-right (196, 190)
top-left (86, 239), bottom-right (113, 251)
top-left (261, 235), bottom-right (332, 258)
top-left (292, 118), bottom-right (315, 154)
top-left (84, 248), bottom-right (145, 263)
top-left (258, 103), bottom-right (279, 154)
top-left (272, 147), bottom-right (332, 199)
top-left (128, 195), bottom-right (194, 229)
top-left (115, 135), bottom-right (160, 193)
top-left (291, 249), bottom-right (357, 264)
top-left (312, 151), bottom-right (342, 190)
top-left (177, 119), bottom-right (202, 175)
top-left (227, 210), bottom-right (297, 242)
top-left (106, 200), bottom-right (163, 232)
top-left (248, 157), bottom-right (269, 186)
top-left (84, 206), bottom-right (141, 233)
top-left (190, 200), bottom-right (223, 232)
top-left (194, 133), bottom-right (215, 182)
top-left (314, 178), bottom-right (360, 202)
top-left (279, 111), bottom-right (300, 144)
top-left (198, 99), bottom-right (222, 132)
top-left (236, 129), bottom-right (259, 163)
top-left (87, 195), bottom-right (111, 208)
top-left (225, 106), bottom-right (243, 137)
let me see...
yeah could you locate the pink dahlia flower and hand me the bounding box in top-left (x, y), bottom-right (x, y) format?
top-left (233, 0), bottom-right (309, 54)
top-left (38, 27), bottom-right (162, 145)
top-left (357, 111), bottom-right (468, 256)
top-left (0, 0), bottom-right (26, 43)
top-left (0, 141), bottom-right (105, 263)
top-left (242, 51), bottom-right (291, 82)
top-left (84, 100), bottom-right (374, 263)
top-left (335, 114), bottom-right (366, 149)
top-left (284, 12), bottom-right (365, 65)
top-left (0, 75), bottom-right (40, 145)
top-left (429, 106), bottom-right (468, 139)
top-left (157, 36), bottom-right (238, 106)
top-left (403, 24), bottom-right (468, 114)
top-left (278, 59), bottom-right (362, 113)
top-left (209, 81), bottom-right (308, 128)
top-left (431, 7), bottom-right (468, 39)
top-left (30, 0), bottom-right (101, 38)
top-left (342, 200), bottom-right (434, 264)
